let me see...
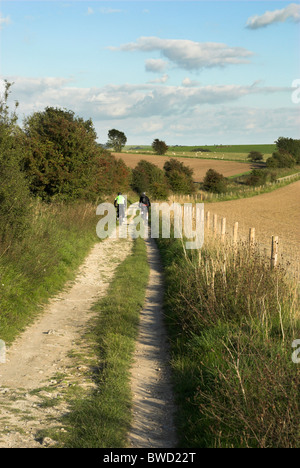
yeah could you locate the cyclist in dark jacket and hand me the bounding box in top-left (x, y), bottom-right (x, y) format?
top-left (139, 192), bottom-right (151, 221)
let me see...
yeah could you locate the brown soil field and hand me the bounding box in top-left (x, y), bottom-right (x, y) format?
top-left (113, 152), bottom-right (252, 182)
top-left (206, 180), bottom-right (300, 271)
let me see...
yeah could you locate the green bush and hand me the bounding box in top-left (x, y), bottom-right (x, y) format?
top-left (131, 159), bottom-right (169, 199)
top-left (0, 81), bottom-right (31, 241)
top-left (275, 137), bottom-right (300, 163)
top-left (246, 168), bottom-right (268, 186)
top-left (203, 168), bottom-right (227, 193)
top-left (164, 158), bottom-right (195, 195)
top-left (247, 150), bottom-right (263, 162)
top-left (266, 150), bottom-right (296, 168)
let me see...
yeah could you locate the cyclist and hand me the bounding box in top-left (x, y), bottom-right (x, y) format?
top-left (139, 192), bottom-right (151, 222)
top-left (114, 192), bottom-right (126, 224)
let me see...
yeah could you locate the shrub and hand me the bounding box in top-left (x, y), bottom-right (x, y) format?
top-left (0, 81), bottom-right (31, 241)
top-left (164, 158), bottom-right (195, 195)
top-left (247, 151), bottom-right (263, 162)
top-left (275, 137), bottom-right (300, 163)
top-left (93, 150), bottom-right (132, 198)
top-left (203, 168), bottom-right (227, 193)
top-left (266, 150), bottom-right (296, 169)
top-left (246, 169), bottom-right (268, 186)
top-left (131, 159), bottom-right (169, 199)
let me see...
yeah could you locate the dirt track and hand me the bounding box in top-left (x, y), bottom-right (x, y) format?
top-left (129, 235), bottom-right (176, 448)
top-left (113, 152), bottom-right (251, 182)
top-left (0, 223), bottom-right (176, 448)
top-left (206, 180), bottom-right (300, 269)
top-left (0, 232), bottom-right (133, 448)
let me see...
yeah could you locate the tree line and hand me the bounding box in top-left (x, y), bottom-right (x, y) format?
top-left (0, 82), bottom-right (194, 242)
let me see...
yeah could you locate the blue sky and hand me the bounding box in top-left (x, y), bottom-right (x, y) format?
top-left (0, 0), bottom-right (299, 145)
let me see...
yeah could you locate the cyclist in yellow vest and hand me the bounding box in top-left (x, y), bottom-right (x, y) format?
top-left (114, 192), bottom-right (126, 224)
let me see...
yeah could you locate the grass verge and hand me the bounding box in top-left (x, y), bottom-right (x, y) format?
top-left (0, 201), bottom-right (99, 344)
top-left (156, 232), bottom-right (299, 448)
top-left (54, 237), bottom-right (149, 448)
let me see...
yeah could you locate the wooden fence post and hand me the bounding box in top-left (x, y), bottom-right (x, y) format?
top-left (249, 228), bottom-right (255, 248)
top-left (206, 211), bottom-right (210, 230)
top-left (213, 214), bottom-right (218, 237)
top-left (233, 222), bottom-right (238, 244)
top-left (221, 217), bottom-right (226, 243)
top-left (271, 236), bottom-right (279, 269)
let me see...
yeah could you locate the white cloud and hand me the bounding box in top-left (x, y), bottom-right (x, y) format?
top-left (148, 74), bottom-right (169, 84)
top-left (110, 36), bottom-right (254, 71)
top-left (86, 7), bottom-right (94, 16)
top-left (4, 76), bottom-right (297, 144)
top-left (145, 58), bottom-right (168, 73)
top-left (0, 12), bottom-right (11, 29)
top-left (6, 75), bottom-right (290, 121)
top-left (182, 77), bottom-right (201, 87)
top-left (246, 3), bottom-right (300, 29)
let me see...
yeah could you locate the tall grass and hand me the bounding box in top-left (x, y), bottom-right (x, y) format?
top-left (0, 201), bottom-right (99, 343)
top-left (156, 230), bottom-right (299, 448)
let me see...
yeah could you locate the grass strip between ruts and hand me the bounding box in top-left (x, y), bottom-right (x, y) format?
top-left (60, 237), bottom-right (149, 448)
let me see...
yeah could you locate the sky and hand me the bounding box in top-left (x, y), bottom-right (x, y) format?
top-left (0, 0), bottom-right (299, 145)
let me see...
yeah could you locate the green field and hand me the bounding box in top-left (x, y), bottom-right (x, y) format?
top-left (125, 144), bottom-right (276, 162)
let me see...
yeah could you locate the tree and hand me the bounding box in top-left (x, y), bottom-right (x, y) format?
top-left (164, 158), bottom-right (195, 194)
top-left (0, 81), bottom-right (31, 240)
top-left (93, 150), bottom-right (132, 196)
top-left (23, 107), bottom-right (100, 200)
top-left (131, 160), bottom-right (169, 199)
top-left (266, 150), bottom-right (296, 169)
top-left (152, 138), bottom-right (168, 155)
top-left (107, 129), bottom-right (127, 152)
top-left (247, 151), bottom-right (263, 162)
top-left (275, 137), bottom-right (300, 163)
top-left (203, 169), bottom-right (227, 193)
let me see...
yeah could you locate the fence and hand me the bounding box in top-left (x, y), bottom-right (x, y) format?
top-left (276, 172), bottom-right (300, 183)
top-left (204, 210), bottom-right (281, 270)
top-left (156, 196), bottom-right (299, 278)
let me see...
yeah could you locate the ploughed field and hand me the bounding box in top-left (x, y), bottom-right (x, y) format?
top-left (113, 152), bottom-right (252, 183)
top-left (206, 180), bottom-right (300, 272)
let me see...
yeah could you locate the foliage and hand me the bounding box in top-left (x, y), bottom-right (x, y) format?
top-left (131, 159), bottom-right (169, 199)
top-left (203, 168), bottom-right (227, 193)
top-left (275, 136), bottom-right (300, 163)
top-left (22, 107), bottom-right (101, 200)
top-left (0, 202), bottom-right (98, 343)
top-left (107, 129), bottom-right (127, 152)
top-left (164, 158), bottom-right (195, 194)
top-left (245, 168), bottom-right (268, 186)
top-left (266, 150), bottom-right (296, 169)
top-left (156, 234), bottom-right (299, 448)
top-left (93, 150), bottom-right (132, 196)
top-left (0, 81), bottom-right (31, 241)
top-left (152, 138), bottom-right (169, 155)
top-left (247, 150), bottom-right (263, 162)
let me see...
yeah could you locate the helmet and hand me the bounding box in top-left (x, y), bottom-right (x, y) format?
top-left (118, 192), bottom-right (121, 195)
top-left (142, 192), bottom-right (146, 196)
